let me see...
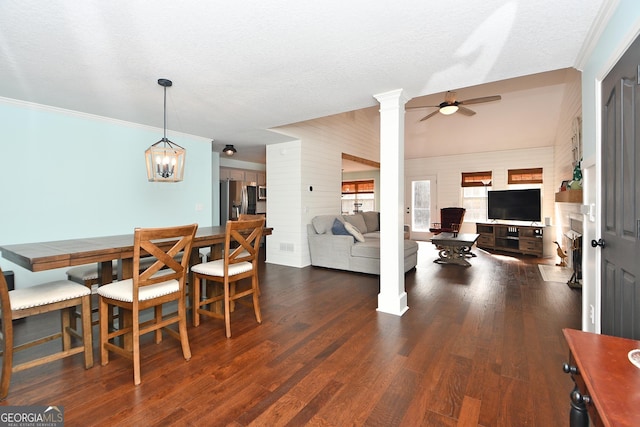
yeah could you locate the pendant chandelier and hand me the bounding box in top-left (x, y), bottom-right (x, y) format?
top-left (145, 78), bottom-right (186, 182)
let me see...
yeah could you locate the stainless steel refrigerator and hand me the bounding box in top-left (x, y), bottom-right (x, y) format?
top-left (220, 180), bottom-right (257, 223)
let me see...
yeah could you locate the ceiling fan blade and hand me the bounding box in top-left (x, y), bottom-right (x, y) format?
top-left (419, 110), bottom-right (440, 121)
top-left (458, 106), bottom-right (476, 116)
top-left (406, 105), bottom-right (438, 110)
top-left (459, 95), bottom-right (501, 105)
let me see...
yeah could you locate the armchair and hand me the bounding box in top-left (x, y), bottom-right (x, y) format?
top-left (429, 207), bottom-right (466, 235)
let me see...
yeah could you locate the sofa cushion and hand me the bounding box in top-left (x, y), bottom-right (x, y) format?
top-left (404, 239), bottom-right (419, 256)
top-left (350, 240), bottom-right (380, 259)
top-left (313, 215), bottom-right (343, 234)
top-left (331, 218), bottom-right (351, 237)
top-left (361, 211), bottom-right (379, 232)
top-left (344, 222), bottom-right (365, 242)
top-left (345, 214), bottom-right (368, 234)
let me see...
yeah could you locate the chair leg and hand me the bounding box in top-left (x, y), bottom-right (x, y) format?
top-left (229, 281), bottom-right (236, 312)
top-left (224, 280), bottom-right (232, 338)
top-left (192, 276), bottom-right (201, 327)
top-left (0, 317), bottom-right (13, 400)
top-left (178, 295), bottom-right (191, 361)
top-left (99, 297), bottom-right (109, 366)
top-left (154, 305), bottom-right (163, 344)
top-left (61, 307), bottom-right (72, 351)
top-left (132, 316), bottom-right (141, 386)
top-left (81, 295), bottom-right (94, 369)
top-left (252, 276), bottom-right (262, 324)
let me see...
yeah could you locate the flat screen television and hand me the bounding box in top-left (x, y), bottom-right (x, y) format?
top-left (487, 189), bottom-right (541, 222)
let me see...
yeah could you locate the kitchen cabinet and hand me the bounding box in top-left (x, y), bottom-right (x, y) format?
top-left (244, 171), bottom-right (258, 183)
top-left (220, 167), bottom-right (264, 183)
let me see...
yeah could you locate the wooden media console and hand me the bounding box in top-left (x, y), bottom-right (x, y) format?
top-left (476, 222), bottom-right (544, 257)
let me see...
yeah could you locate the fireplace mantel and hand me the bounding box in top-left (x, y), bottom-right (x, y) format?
top-left (555, 189), bottom-right (582, 203)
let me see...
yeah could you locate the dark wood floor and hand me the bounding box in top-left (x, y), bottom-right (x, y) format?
top-left (1, 242), bottom-right (581, 426)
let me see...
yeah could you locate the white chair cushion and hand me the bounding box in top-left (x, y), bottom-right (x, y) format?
top-left (10, 280), bottom-right (91, 310)
top-left (191, 259), bottom-right (253, 277)
top-left (66, 261), bottom-right (117, 282)
top-left (97, 276), bottom-right (180, 302)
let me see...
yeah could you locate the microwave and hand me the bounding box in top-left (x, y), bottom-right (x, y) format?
top-left (258, 185), bottom-right (267, 200)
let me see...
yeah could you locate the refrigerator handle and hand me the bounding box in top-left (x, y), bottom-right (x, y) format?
top-left (241, 185), bottom-right (248, 215)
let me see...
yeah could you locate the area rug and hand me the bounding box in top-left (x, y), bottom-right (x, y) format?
top-left (538, 264), bottom-right (572, 283)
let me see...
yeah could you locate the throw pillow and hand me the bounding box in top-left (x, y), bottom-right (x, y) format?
top-left (344, 222), bottom-right (365, 243)
top-left (345, 214), bottom-right (368, 234)
top-left (331, 218), bottom-right (351, 236)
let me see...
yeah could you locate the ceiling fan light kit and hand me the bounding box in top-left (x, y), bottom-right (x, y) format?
top-left (439, 104), bottom-right (459, 115)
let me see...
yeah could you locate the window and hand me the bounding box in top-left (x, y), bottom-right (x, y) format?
top-left (342, 180), bottom-right (375, 214)
top-left (461, 171), bottom-right (492, 222)
top-left (508, 168), bottom-right (543, 184)
top-left (411, 180), bottom-right (432, 232)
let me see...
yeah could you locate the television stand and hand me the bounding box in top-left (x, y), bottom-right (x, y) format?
top-left (476, 223), bottom-right (544, 257)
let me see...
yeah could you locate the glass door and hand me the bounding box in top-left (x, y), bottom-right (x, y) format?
top-left (405, 176), bottom-right (437, 241)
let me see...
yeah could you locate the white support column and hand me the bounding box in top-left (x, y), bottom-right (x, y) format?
top-left (374, 89), bottom-right (409, 316)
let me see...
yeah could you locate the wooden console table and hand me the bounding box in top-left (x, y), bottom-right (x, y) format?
top-left (476, 223), bottom-right (544, 257)
top-left (562, 328), bottom-right (640, 426)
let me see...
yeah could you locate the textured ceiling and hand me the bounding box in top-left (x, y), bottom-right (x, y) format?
top-left (0, 1), bottom-right (609, 164)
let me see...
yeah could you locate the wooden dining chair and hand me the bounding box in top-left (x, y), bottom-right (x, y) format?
top-left (97, 223), bottom-right (197, 385)
top-left (191, 218), bottom-right (264, 338)
top-left (238, 214), bottom-right (265, 221)
top-left (203, 214), bottom-right (265, 261)
top-left (67, 256), bottom-right (180, 326)
top-left (0, 266), bottom-right (93, 400)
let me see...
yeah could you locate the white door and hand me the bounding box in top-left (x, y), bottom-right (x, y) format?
top-left (405, 176), bottom-right (437, 241)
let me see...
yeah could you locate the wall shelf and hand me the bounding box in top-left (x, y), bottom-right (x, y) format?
top-left (555, 190), bottom-right (583, 203)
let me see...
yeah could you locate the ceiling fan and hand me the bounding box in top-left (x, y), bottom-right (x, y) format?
top-left (407, 91), bottom-right (501, 121)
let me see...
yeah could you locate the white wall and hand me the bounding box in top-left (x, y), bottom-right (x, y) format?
top-left (269, 109), bottom-right (379, 267)
top-left (0, 99), bottom-right (214, 288)
top-left (553, 70), bottom-right (582, 188)
top-left (406, 146), bottom-right (555, 231)
top-left (265, 140), bottom-right (305, 267)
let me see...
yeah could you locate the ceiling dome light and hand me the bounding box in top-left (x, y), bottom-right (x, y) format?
top-left (222, 145), bottom-right (237, 156)
top-left (439, 103), bottom-right (459, 115)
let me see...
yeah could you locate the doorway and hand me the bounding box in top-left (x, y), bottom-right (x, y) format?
top-left (406, 176), bottom-right (437, 241)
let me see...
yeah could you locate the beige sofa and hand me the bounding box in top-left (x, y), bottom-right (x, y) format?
top-left (307, 212), bottom-right (418, 275)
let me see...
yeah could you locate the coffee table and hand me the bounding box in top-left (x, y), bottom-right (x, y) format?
top-left (430, 232), bottom-right (479, 267)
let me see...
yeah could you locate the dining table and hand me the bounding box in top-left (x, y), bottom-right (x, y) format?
top-left (0, 225), bottom-right (273, 296)
top-left (0, 225), bottom-right (272, 350)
